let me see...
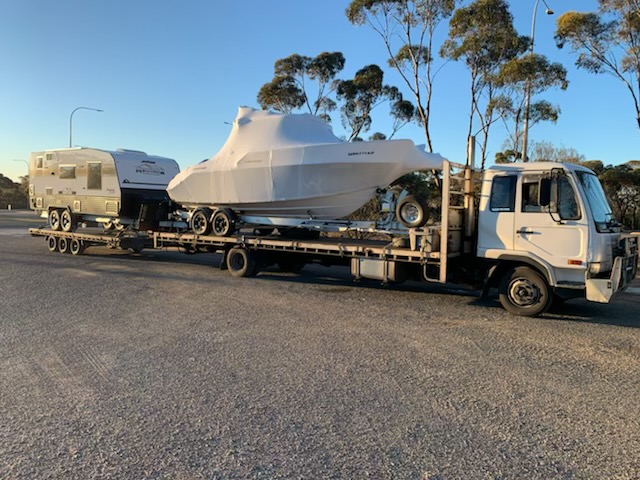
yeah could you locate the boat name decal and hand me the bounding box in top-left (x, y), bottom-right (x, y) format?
top-left (348, 151), bottom-right (374, 156)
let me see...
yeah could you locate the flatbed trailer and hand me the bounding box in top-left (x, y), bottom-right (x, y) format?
top-left (29, 223), bottom-right (454, 284)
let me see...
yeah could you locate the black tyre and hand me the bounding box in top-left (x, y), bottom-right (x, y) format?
top-left (46, 236), bottom-right (58, 252)
top-left (60, 209), bottom-right (76, 232)
top-left (70, 238), bottom-right (84, 255)
top-left (49, 209), bottom-right (61, 231)
top-left (226, 247), bottom-right (257, 277)
top-left (58, 237), bottom-right (70, 253)
top-left (212, 209), bottom-right (236, 237)
top-left (396, 195), bottom-right (429, 228)
top-left (190, 208), bottom-right (212, 235)
top-left (498, 267), bottom-right (552, 317)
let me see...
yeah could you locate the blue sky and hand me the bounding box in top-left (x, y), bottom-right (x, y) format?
top-left (0, 0), bottom-right (636, 182)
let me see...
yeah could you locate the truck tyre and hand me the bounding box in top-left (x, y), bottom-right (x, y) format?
top-left (70, 238), bottom-right (85, 255)
top-left (396, 196), bottom-right (429, 228)
top-left (46, 236), bottom-right (58, 252)
top-left (58, 236), bottom-right (71, 254)
top-left (190, 208), bottom-right (212, 235)
top-left (60, 209), bottom-right (76, 232)
top-left (212, 209), bottom-right (236, 237)
top-left (226, 247), bottom-right (257, 277)
top-left (498, 266), bottom-right (552, 317)
top-left (49, 209), bottom-right (62, 231)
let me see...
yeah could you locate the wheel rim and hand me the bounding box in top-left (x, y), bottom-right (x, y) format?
top-left (213, 215), bottom-right (230, 236)
top-left (70, 239), bottom-right (82, 255)
top-left (47, 236), bottom-right (57, 252)
top-left (58, 237), bottom-right (69, 253)
top-left (400, 203), bottom-right (420, 223)
top-left (192, 212), bottom-right (208, 234)
top-left (229, 251), bottom-right (245, 271)
top-left (61, 210), bottom-right (72, 231)
top-left (49, 210), bottom-right (60, 230)
top-left (508, 278), bottom-right (541, 307)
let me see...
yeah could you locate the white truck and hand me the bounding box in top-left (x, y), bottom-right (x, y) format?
top-left (30, 160), bottom-right (637, 317)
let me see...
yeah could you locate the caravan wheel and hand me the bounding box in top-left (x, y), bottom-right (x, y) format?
top-left (60, 209), bottom-right (76, 232)
top-left (49, 209), bottom-right (61, 231)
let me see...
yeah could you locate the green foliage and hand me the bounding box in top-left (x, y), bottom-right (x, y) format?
top-left (555, 2), bottom-right (640, 128)
top-left (257, 52), bottom-right (345, 121)
top-left (441, 0), bottom-right (528, 168)
top-left (599, 163), bottom-right (640, 228)
top-left (345, 0), bottom-right (457, 152)
top-left (580, 160), bottom-right (605, 175)
top-left (0, 173), bottom-right (28, 209)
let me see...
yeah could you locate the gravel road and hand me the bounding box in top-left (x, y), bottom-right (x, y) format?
top-left (1, 210), bottom-right (639, 479)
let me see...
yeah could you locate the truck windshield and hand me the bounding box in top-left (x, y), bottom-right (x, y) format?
top-left (575, 171), bottom-right (615, 232)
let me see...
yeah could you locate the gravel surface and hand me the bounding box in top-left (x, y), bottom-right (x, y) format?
top-left (1, 210), bottom-right (639, 479)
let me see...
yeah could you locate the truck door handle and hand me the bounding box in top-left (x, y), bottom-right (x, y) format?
top-left (516, 229), bottom-right (539, 235)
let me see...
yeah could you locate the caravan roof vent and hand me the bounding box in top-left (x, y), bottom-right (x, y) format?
top-left (116, 149), bottom-right (147, 155)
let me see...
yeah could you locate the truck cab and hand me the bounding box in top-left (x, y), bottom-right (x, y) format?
top-left (477, 162), bottom-right (637, 315)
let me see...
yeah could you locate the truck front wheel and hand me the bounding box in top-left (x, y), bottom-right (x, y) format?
top-left (498, 266), bottom-right (552, 317)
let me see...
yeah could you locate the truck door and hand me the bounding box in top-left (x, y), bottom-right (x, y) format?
top-left (514, 173), bottom-right (588, 278)
top-left (477, 174), bottom-right (517, 252)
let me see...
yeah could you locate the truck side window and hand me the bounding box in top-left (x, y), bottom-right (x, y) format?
top-left (490, 176), bottom-right (516, 212)
top-left (522, 180), bottom-right (543, 213)
top-left (558, 176), bottom-right (581, 220)
top-left (87, 162), bottom-right (102, 190)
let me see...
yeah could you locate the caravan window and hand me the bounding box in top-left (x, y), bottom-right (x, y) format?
top-left (36, 156), bottom-right (44, 169)
top-left (59, 165), bottom-right (76, 179)
top-left (87, 162), bottom-right (102, 190)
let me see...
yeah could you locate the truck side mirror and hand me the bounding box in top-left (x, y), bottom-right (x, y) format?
top-left (539, 177), bottom-right (551, 207)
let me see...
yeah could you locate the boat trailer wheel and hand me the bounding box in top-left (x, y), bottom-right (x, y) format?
top-left (212, 209), bottom-right (236, 237)
top-left (190, 208), bottom-right (212, 235)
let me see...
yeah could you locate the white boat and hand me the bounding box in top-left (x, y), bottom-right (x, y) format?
top-left (167, 107), bottom-right (445, 220)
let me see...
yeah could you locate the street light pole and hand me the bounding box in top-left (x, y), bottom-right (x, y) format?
top-left (69, 106), bottom-right (103, 148)
top-left (521, 0), bottom-right (553, 162)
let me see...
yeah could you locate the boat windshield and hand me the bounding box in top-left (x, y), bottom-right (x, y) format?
top-left (575, 171), bottom-right (617, 232)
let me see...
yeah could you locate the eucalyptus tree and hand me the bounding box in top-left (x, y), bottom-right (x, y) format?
top-left (257, 52), bottom-right (345, 122)
top-left (441, 0), bottom-right (528, 168)
top-left (555, 1), bottom-right (640, 129)
top-left (496, 54), bottom-right (568, 161)
top-left (346, 0), bottom-right (456, 152)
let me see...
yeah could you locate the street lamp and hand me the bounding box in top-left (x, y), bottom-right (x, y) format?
top-left (69, 106), bottom-right (103, 148)
top-left (521, 0), bottom-right (554, 162)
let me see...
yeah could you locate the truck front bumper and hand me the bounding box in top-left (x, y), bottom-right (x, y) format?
top-left (586, 236), bottom-right (638, 303)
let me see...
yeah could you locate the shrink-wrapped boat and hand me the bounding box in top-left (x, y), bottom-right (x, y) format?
top-left (168, 108), bottom-right (444, 222)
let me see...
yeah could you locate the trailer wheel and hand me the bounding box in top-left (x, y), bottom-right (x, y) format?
top-left (46, 236), bottom-right (58, 252)
top-left (58, 237), bottom-right (70, 254)
top-left (396, 196), bottom-right (429, 228)
top-left (226, 247), bottom-right (257, 277)
top-left (190, 208), bottom-right (212, 235)
top-left (49, 209), bottom-right (62, 231)
top-left (212, 209), bottom-right (236, 237)
top-left (60, 209), bottom-right (76, 232)
top-left (70, 238), bottom-right (85, 255)
top-left (498, 267), bottom-right (552, 317)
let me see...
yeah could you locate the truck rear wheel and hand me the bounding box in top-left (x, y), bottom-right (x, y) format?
top-left (49, 209), bottom-right (61, 231)
top-left (498, 266), bottom-right (552, 317)
top-left (226, 247), bottom-right (257, 277)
